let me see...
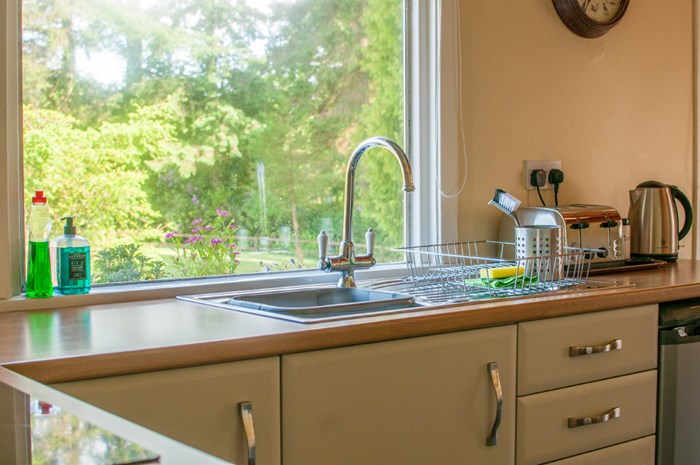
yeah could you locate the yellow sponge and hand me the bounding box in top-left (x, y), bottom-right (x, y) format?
top-left (480, 265), bottom-right (524, 279)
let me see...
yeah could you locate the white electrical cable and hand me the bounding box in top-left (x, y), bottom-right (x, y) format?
top-left (435, 0), bottom-right (468, 199)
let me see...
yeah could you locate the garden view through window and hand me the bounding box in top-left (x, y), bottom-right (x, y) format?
top-left (22, 0), bottom-right (406, 284)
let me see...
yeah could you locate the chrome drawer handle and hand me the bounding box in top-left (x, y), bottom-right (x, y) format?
top-left (568, 407), bottom-right (620, 428)
top-left (486, 362), bottom-right (503, 447)
top-left (239, 401), bottom-right (256, 465)
top-left (569, 339), bottom-right (622, 357)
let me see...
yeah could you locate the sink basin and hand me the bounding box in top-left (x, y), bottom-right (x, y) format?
top-left (228, 287), bottom-right (414, 312)
top-left (177, 286), bottom-right (427, 324)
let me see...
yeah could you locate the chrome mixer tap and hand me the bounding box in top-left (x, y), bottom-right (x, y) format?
top-left (318, 137), bottom-right (415, 288)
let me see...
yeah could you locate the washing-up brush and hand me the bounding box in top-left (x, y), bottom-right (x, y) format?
top-left (488, 188), bottom-right (522, 226)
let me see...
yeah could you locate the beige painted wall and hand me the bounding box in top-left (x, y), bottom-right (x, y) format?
top-left (454, 0), bottom-right (694, 257)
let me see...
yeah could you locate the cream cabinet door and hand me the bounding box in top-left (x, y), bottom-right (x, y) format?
top-left (282, 325), bottom-right (516, 465)
top-left (53, 357), bottom-right (280, 465)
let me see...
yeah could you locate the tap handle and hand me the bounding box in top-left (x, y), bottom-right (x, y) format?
top-left (318, 230), bottom-right (328, 259)
top-left (365, 228), bottom-right (375, 256)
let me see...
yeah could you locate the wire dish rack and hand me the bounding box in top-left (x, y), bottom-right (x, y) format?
top-left (392, 240), bottom-right (600, 304)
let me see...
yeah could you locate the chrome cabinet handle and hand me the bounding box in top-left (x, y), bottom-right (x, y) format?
top-left (569, 339), bottom-right (622, 357)
top-left (568, 407), bottom-right (621, 428)
top-left (239, 401), bottom-right (256, 465)
top-left (486, 362), bottom-right (503, 447)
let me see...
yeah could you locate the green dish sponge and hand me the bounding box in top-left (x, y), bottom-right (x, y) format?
top-left (465, 275), bottom-right (538, 289)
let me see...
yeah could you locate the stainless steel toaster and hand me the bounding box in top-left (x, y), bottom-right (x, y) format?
top-left (499, 204), bottom-right (627, 269)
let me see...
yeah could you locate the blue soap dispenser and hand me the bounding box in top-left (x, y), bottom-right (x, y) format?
top-left (55, 216), bottom-right (91, 294)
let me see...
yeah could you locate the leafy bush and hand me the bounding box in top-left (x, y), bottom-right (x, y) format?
top-left (23, 104), bottom-right (178, 246)
top-left (93, 244), bottom-right (167, 284)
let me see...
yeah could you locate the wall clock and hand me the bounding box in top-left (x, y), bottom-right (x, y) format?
top-left (552, 0), bottom-right (630, 38)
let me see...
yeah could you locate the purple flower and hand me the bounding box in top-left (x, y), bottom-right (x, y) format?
top-left (204, 225), bottom-right (215, 231)
top-left (229, 223), bottom-right (237, 230)
top-left (190, 218), bottom-right (204, 226)
top-left (165, 231), bottom-right (179, 238)
top-left (192, 226), bottom-right (201, 233)
top-left (211, 238), bottom-right (224, 244)
top-left (216, 209), bottom-right (230, 217)
top-left (184, 235), bottom-right (203, 244)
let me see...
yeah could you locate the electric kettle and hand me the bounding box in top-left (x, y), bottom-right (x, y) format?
top-left (628, 180), bottom-right (693, 262)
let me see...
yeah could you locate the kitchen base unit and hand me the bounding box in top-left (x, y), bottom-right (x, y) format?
top-left (516, 304), bottom-right (658, 465)
top-left (282, 325), bottom-right (516, 465)
top-left (52, 357), bottom-right (280, 465)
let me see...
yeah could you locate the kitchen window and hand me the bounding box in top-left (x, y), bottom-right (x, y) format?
top-left (0, 0), bottom-right (454, 305)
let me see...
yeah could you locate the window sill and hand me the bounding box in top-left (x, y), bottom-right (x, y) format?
top-left (0, 263), bottom-right (410, 313)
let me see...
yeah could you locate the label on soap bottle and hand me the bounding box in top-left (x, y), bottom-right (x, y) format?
top-left (68, 252), bottom-right (87, 280)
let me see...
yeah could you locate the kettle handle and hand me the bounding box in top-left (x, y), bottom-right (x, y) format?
top-left (670, 185), bottom-right (693, 240)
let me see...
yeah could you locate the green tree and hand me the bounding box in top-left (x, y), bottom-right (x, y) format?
top-left (142, 89), bottom-right (258, 232)
top-left (23, 0), bottom-right (262, 248)
top-left (248, 0), bottom-right (375, 262)
top-left (22, 0), bottom-right (126, 123)
top-left (23, 102), bottom-right (180, 245)
top-left (118, 1), bottom-right (262, 236)
top-left (21, 0), bottom-right (406, 276)
top-left (353, 0), bottom-right (405, 249)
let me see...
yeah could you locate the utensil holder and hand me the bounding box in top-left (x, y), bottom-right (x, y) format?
top-left (515, 225), bottom-right (563, 281)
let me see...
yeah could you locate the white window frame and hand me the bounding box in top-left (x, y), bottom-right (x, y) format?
top-left (0, 0), bottom-right (459, 311)
top-left (1, 0), bottom-right (24, 303)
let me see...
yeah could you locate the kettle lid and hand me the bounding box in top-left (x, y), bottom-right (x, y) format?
top-left (637, 180), bottom-right (667, 189)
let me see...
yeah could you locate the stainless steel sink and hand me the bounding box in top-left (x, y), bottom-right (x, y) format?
top-left (178, 277), bottom-right (634, 324)
top-left (177, 286), bottom-right (428, 324)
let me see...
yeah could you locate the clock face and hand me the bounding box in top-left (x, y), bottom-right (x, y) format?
top-left (578, 0), bottom-right (625, 24)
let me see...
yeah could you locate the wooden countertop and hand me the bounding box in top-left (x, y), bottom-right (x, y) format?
top-left (4, 259), bottom-right (700, 384)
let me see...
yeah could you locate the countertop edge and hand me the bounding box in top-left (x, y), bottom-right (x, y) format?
top-left (7, 271), bottom-right (693, 385)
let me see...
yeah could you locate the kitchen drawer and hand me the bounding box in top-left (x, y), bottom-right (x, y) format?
top-left (543, 436), bottom-right (655, 465)
top-left (516, 370), bottom-right (656, 465)
top-left (518, 305), bottom-right (657, 395)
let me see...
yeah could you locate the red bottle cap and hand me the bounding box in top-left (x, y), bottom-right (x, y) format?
top-left (39, 400), bottom-right (52, 415)
top-left (32, 191), bottom-right (47, 204)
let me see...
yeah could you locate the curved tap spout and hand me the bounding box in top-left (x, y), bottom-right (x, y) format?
top-left (318, 137), bottom-right (414, 288)
top-left (342, 137), bottom-right (415, 244)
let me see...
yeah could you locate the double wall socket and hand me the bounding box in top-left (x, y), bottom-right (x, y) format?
top-left (524, 160), bottom-right (562, 190)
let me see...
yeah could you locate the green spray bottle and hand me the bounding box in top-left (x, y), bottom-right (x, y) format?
top-left (26, 191), bottom-right (53, 298)
top-left (55, 216), bottom-right (91, 294)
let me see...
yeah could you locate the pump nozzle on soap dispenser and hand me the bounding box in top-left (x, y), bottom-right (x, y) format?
top-left (55, 216), bottom-right (91, 294)
top-left (62, 216), bottom-right (77, 235)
